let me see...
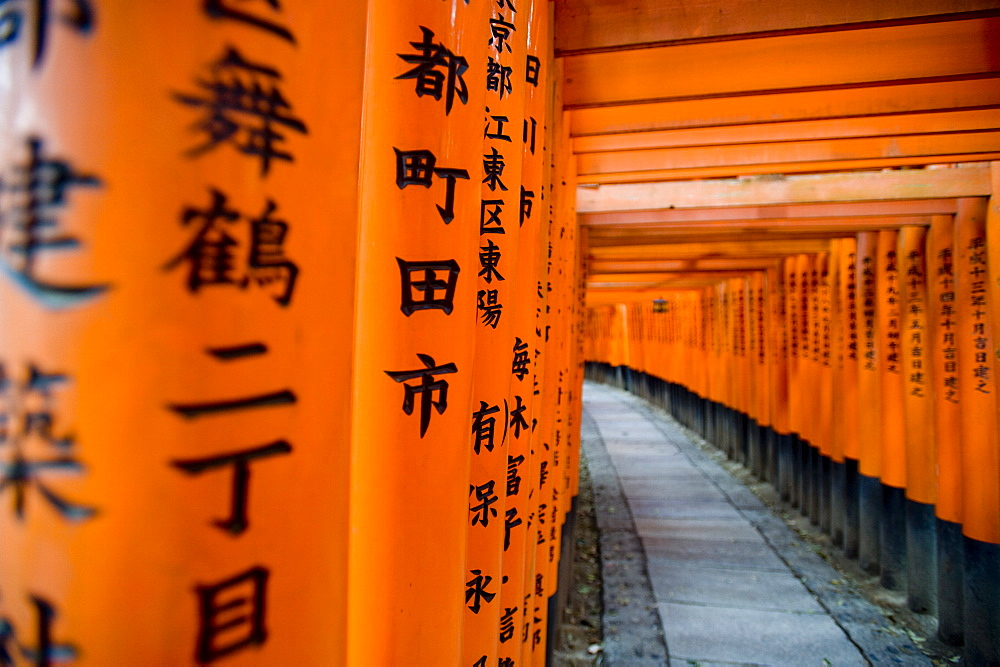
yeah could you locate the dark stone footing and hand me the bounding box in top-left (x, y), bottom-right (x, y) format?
top-left (936, 518), bottom-right (964, 646)
top-left (963, 536), bottom-right (1000, 664)
top-left (879, 484), bottom-right (907, 591)
top-left (904, 499), bottom-right (936, 614)
top-left (859, 473), bottom-right (882, 574)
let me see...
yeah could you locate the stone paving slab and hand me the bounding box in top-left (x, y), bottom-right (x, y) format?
top-left (647, 562), bottom-right (824, 612)
top-left (634, 517), bottom-right (766, 543)
top-left (659, 603), bottom-right (867, 666)
top-left (582, 381), bottom-right (932, 666)
top-left (644, 536), bottom-right (789, 572)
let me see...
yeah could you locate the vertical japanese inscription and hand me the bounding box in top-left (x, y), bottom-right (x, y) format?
top-left (170, 6), bottom-right (302, 660)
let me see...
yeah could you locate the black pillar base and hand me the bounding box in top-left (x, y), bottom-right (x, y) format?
top-left (764, 428), bottom-right (777, 484)
top-left (963, 536), bottom-right (1000, 664)
top-left (778, 434), bottom-right (793, 502)
top-left (830, 460), bottom-right (846, 546)
top-left (904, 498), bottom-right (936, 614)
top-left (936, 518), bottom-right (964, 646)
top-left (819, 455), bottom-right (831, 534)
top-left (790, 435), bottom-right (803, 509)
top-left (858, 473), bottom-right (881, 574)
top-left (807, 444), bottom-right (820, 525)
top-left (843, 458), bottom-right (860, 559)
top-left (879, 484), bottom-right (907, 591)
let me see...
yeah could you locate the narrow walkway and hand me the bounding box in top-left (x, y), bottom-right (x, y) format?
top-left (582, 381), bottom-right (930, 666)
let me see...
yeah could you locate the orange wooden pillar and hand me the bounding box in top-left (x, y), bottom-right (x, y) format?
top-left (463, 0), bottom-right (530, 660)
top-left (817, 252), bottom-right (835, 534)
top-left (0, 5), bottom-right (366, 665)
top-left (348, 2), bottom-right (489, 663)
top-left (877, 229), bottom-right (908, 591)
top-left (898, 226), bottom-right (938, 614)
top-left (498, 1), bottom-right (551, 663)
top-left (749, 271), bottom-right (771, 480)
top-left (955, 197), bottom-right (1000, 663)
top-left (856, 231), bottom-right (883, 574)
top-left (829, 240), bottom-right (848, 546)
top-left (794, 254), bottom-right (812, 515)
top-left (545, 122), bottom-right (581, 665)
top-left (770, 263), bottom-right (793, 501)
top-left (836, 237), bottom-right (862, 558)
top-left (803, 253), bottom-right (822, 524)
top-left (928, 213), bottom-right (964, 645)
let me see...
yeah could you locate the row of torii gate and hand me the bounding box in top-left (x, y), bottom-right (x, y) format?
top-left (576, 3), bottom-right (1000, 663)
top-left (1, 1), bottom-right (999, 665)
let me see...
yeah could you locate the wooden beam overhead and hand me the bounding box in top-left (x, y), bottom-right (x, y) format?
top-left (580, 199), bottom-right (959, 226)
top-left (573, 109), bottom-right (1000, 153)
top-left (586, 218), bottom-right (932, 234)
top-left (562, 17), bottom-right (1000, 108)
top-left (588, 232), bottom-right (877, 247)
top-left (568, 77), bottom-right (1000, 136)
top-left (589, 239), bottom-right (833, 259)
top-left (576, 165), bottom-right (992, 212)
top-left (577, 131), bottom-right (1000, 174)
top-left (589, 258), bottom-right (784, 273)
top-left (588, 271), bottom-right (767, 284)
top-left (576, 153), bottom-right (1000, 184)
top-left (556, 0), bottom-right (1000, 53)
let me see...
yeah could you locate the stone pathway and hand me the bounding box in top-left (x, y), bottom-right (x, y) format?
top-left (582, 382), bottom-right (930, 667)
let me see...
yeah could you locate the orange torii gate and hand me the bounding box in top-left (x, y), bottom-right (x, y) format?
top-left (2, 0), bottom-right (999, 664)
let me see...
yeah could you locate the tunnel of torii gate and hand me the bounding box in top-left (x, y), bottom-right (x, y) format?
top-left (0, 1), bottom-right (999, 665)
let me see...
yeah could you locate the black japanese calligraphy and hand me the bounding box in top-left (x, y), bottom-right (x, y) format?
top-left (525, 54), bottom-right (540, 86)
top-left (477, 289), bottom-right (503, 328)
top-left (472, 401), bottom-right (501, 454)
top-left (519, 186), bottom-right (534, 226)
top-left (0, 364), bottom-right (96, 522)
top-left (195, 566), bottom-right (269, 663)
top-left (511, 337), bottom-right (529, 380)
top-left (164, 189), bottom-right (299, 306)
top-left (488, 15), bottom-right (515, 54)
top-left (480, 200), bottom-right (505, 235)
top-left (469, 480), bottom-right (499, 527)
top-left (465, 570), bottom-right (495, 614)
top-left (506, 454), bottom-right (523, 496)
top-left (486, 57), bottom-right (512, 99)
top-left (508, 396), bottom-right (528, 439)
top-left (478, 240), bottom-right (504, 284)
top-left (203, 0), bottom-right (295, 43)
top-left (503, 507), bottom-right (521, 551)
top-left (397, 258), bottom-right (460, 316)
top-left (393, 148), bottom-right (469, 224)
top-left (396, 26), bottom-right (469, 115)
top-left (385, 354), bottom-right (457, 437)
top-left (172, 441), bottom-right (292, 536)
top-left (175, 47), bottom-right (308, 176)
top-left (0, 136), bottom-right (106, 308)
top-left (0, 594), bottom-right (77, 665)
top-left (499, 607), bottom-right (516, 643)
top-left (167, 342), bottom-right (296, 419)
top-left (482, 148), bottom-right (508, 192)
top-left (484, 111), bottom-right (512, 142)
top-left (0, 0), bottom-right (92, 69)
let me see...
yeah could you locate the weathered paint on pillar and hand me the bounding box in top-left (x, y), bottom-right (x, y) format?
top-left (930, 215), bottom-right (962, 526)
top-left (900, 227), bottom-right (935, 506)
top-left (463, 0), bottom-right (530, 660)
top-left (839, 238), bottom-right (861, 464)
top-left (498, 0), bottom-right (551, 662)
top-left (955, 198), bottom-right (1000, 546)
top-left (349, 1), bottom-right (488, 662)
top-left (857, 232), bottom-right (883, 480)
top-left (878, 230), bottom-right (907, 491)
top-left (1, 4), bottom-right (366, 664)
